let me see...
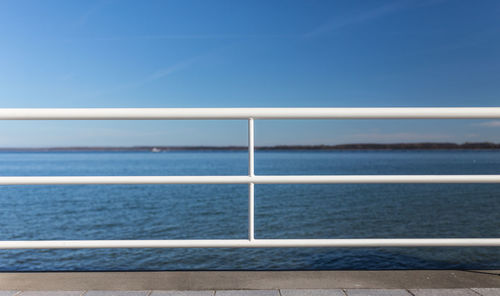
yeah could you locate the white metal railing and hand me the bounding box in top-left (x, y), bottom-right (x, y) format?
top-left (1, 107), bottom-right (500, 249)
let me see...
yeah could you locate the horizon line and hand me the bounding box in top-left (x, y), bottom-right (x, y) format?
top-left (1, 142), bottom-right (500, 151)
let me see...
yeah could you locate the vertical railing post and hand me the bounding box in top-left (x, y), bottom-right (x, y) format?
top-left (248, 118), bottom-right (255, 241)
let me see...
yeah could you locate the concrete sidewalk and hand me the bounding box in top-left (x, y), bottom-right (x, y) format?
top-left (0, 289), bottom-right (500, 296)
top-left (0, 271), bottom-right (499, 294)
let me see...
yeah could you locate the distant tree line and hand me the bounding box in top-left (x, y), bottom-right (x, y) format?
top-left (258, 142), bottom-right (500, 150)
top-left (2, 142), bottom-right (500, 151)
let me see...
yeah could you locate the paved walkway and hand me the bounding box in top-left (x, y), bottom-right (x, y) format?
top-left (1, 271), bottom-right (499, 290)
top-left (1, 271), bottom-right (499, 294)
top-left (0, 289), bottom-right (500, 296)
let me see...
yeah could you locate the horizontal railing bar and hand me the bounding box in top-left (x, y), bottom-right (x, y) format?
top-left (1, 175), bottom-right (500, 185)
top-left (0, 239), bottom-right (499, 249)
top-left (0, 108), bottom-right (500, 119)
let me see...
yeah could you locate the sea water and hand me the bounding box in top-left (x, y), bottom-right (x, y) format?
top-left (0, 150), bottom-right (499, 271)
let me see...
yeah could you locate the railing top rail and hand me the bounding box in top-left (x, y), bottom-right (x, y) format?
top-left (0, 107), bottom-right (500, 119)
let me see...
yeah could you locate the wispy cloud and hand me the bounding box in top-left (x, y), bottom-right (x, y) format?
top-left (304, 0), bottom-right (444, 38)
top-left (475, 121), bottom-right (500, 128)
top-left (57, 72), bottom-right (76, 82)
top-left (75, 0), bottom-right (111, 27)
top-left (87, 44), bottom-right (229, 98)
top-left (88, 54), bottom-right (202, 98)
top-left (134, 55), bottom-right (201, 87)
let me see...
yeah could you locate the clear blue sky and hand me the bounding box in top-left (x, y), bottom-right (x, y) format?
top-left (0, 0), bottom-right (499, 146)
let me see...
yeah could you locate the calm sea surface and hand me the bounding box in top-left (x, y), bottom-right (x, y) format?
top-left (0, 150), bottom-right (499, 271)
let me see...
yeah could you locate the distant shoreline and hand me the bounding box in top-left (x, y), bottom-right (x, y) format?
top-left (1, 142), bottom-right (500, 152)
